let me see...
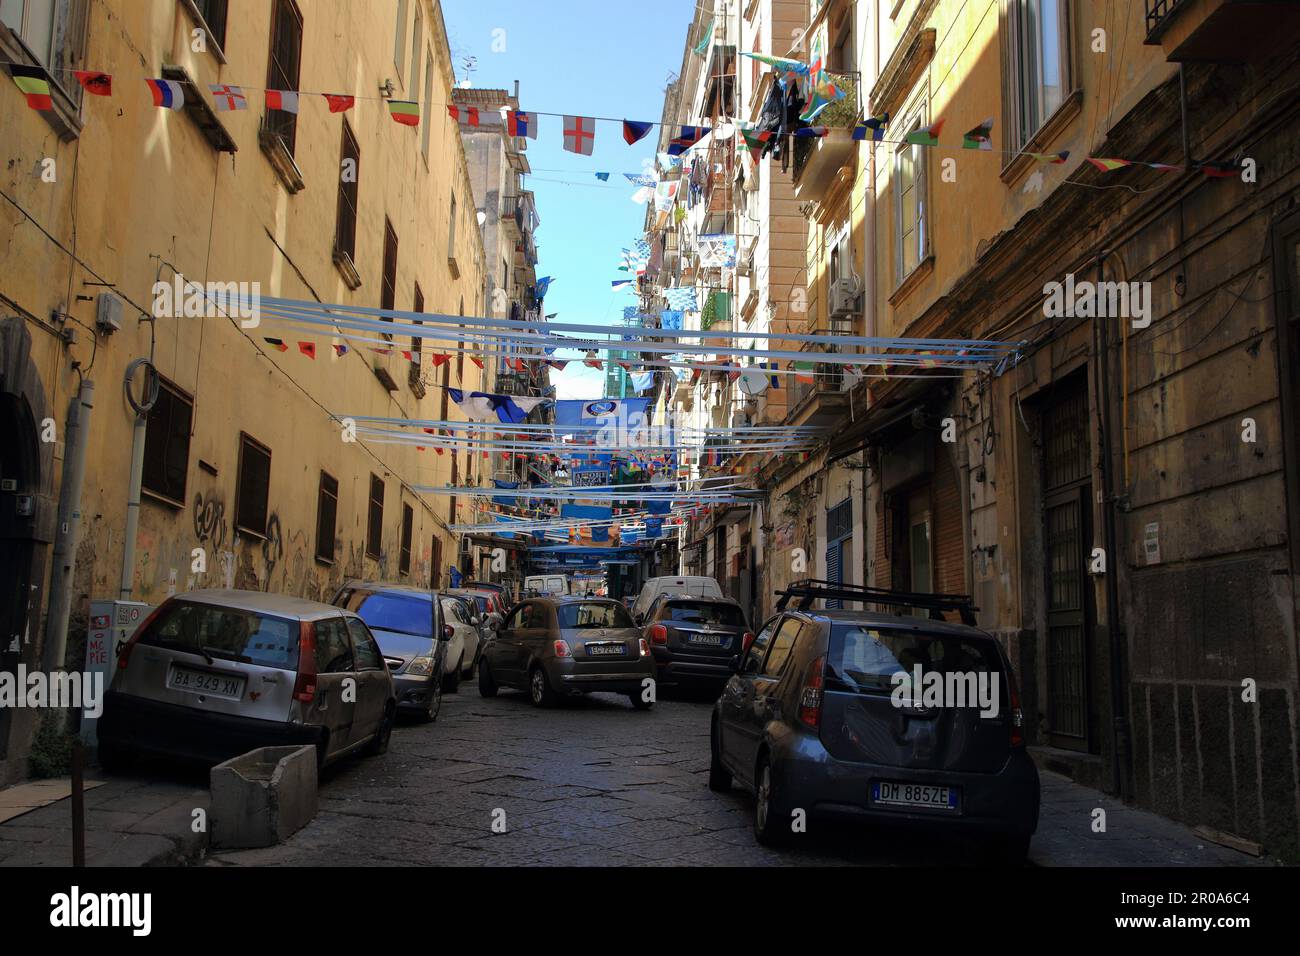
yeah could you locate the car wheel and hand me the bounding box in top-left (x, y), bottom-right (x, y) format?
top-left (365, 702), bottom-right (395, 757)
top-left (987, 833), bottom-right (1031, 866)
top-left (418, 674), bottom-right (443, 723)
top-left (478, 657), bottom-right (499, 697)
top-left (628, 692), bottom-right (653, 711)
top-left (753, 755), bottom-right (790, 847)
top-left (529, 665), bottom-right (559, 708)
top-left (442, 653), bottom-right (463, 693)
top-left (708, 718), bottom-right (732, 793)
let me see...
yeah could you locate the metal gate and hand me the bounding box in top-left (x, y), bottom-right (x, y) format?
top-left (1042, 383), bottom-right (1093, 750)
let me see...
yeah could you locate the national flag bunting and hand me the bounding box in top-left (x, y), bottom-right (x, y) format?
top-left (298, 342), bottom-right (316, 359)
top-left (209, 84), bottom-right (248, 111)
top-left (563, 115), bottom-right (596, 155)
top-left (73, 71), bottom-right (112, 96)
top-left (264, 337), bottom-right (289, 352)
top-left (506, 110), bottom-right (537, 138)
top-left (1086, 157), bottom-right (1132, 172)
top-left (447, 105), bottom-right (479, 127)
top-left (793, 361), bottom-right (816, 383)
top-left (10, 65), bottom-right (52, 110)
top-left (961, 117), bottom-right (994, 150)
top-left (904, 119), bottom-right (944, 147)
top-left (389, 100), bottom-right (420, 126)
top-left (623, 119), bottom-right (653, 144)
top-left (1197, 160), bottom-right (1241, 178)
top-left (332, 344), bottom-right (349, 356)
top-left (323, 93), bottom-right (355, 113)
top-left (1026, 150), bottom-right (1070, 164)
top-left (851, 114), bottom-right (889, 141)
top-left (265, 90), bottom-right (299, 113)
top-left (145, 78), bottom-right (185, 110)
top-left (668, 125), bottom-right (710, 155)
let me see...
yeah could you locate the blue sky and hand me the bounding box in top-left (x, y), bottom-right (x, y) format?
top-left (442, 0), bottom-right (693, 399)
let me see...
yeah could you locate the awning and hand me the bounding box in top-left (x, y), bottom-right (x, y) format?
top-left (827, 377), bottom-right (950, 462)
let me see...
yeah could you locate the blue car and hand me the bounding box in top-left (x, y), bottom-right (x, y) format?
top-left (709, 580), bottom-right (1040, 862)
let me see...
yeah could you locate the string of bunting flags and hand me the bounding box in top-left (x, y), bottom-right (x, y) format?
top-left (2, 59), bottom-right (1244, 175)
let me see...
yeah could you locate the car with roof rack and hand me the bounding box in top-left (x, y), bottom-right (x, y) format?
top-left (708, 580), bottom-right (1039, 862)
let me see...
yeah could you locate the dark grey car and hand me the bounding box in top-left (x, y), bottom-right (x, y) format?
top-left (477, 597), bottom-right (656, 710)
top-left (642, 594), bottom-right (752, 689)
top-left (710, 581), bottom-right (1040, 862)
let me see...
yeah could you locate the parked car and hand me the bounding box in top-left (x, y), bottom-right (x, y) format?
top-left (447, 586), bottom-right (505, 639)
top-left (463, 580), bottom-right (514, 609)
top-left (478, 596), bottom-right (655, 710)
top-left (439, 592), bottom-right (482, 688)
top-left (97, 589), bottom-right (396, 771)
top-left (631, 575), bottom-right (723, 623)
top-left (709, 581), bottom-right (1039, 862)
top-left (642, 594), bottom-right (752, 690)
top-left (332, 582), bottom-right (459, 716)
top-left (524, 574), bottom-right (570, 596)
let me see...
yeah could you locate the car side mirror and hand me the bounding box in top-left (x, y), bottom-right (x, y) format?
top-left (440, 624), bottom-right (454, 642)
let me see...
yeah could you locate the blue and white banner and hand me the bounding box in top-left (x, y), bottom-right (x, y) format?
top-left (449, 389), bottom-right (549, 424)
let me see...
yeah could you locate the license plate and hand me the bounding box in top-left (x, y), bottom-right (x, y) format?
top-left (586, 643), bottom-right (625, 656)
top-left (686, 633), bottom-right (724, 646)
top-left (169, 666), bottom-right (245, 699)
top-left (872, 781), bottom-right (958, 811)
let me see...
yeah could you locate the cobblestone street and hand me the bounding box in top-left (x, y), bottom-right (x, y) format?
top-left (206, 688), bottom-right (980, 867)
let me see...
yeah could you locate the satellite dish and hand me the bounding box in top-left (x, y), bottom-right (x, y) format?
top-left (738, 367), bottom-right (769, 395)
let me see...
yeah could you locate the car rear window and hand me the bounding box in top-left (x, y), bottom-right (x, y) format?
top-left (140, 601), bottom-right (299, 670)
top-left (826, 625), bottom-right (1003, 695)
top-left (557, 602), bottom-right (634, 630)
top-left (665, 602), bottom-right (745, 626)
top-left (352, 592), bottom-right (432, 638)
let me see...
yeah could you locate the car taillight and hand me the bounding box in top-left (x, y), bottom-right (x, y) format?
top-left (638, 638), bottom-right (650, 657)
top-left (648, 624), bottom-right (668, 645)
top-left (117, 602), bottom-right (168, 670)
top-left (553, 640), bottom-right (571, 658)
top-left (293, 620), bottom-right (318, 703)
top-left (741, 631), bottom-right (755, 654)
top-left (1006, 667), bottom-right (1024, 747)
top-left (798, 654), bottom-right (825, 729)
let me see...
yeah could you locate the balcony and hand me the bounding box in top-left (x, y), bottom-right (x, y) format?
top-left (785, 359), bottom-right (848, 428)
top-left (793, 73), bottom-right (860, 204)
top-left (1144, 0), bottom-right (1300, 62)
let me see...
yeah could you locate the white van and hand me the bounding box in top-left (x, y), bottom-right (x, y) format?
top-left (631, 576), bottom-right (723, 623)
top-left (524, 575), bottom-right (569, 596)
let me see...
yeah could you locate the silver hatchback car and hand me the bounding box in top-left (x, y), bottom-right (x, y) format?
top-left (97, 589), bottom-right (396, 771)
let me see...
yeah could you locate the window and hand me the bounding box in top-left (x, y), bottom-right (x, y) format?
top-left (1, 0), bottom-right (89, 124)
top-left (381, 217), bottom-right (398, 339)
top-left (761, 618), bottom-right (802, 677)
top-left (335, 120), bottom-right (360, 264)
top-left (141, 377), bottom-right (193, 506)
top-left (421, 47), bottom-right (435, 158)
top-left (315, 470), bottom-right (338, 563)
top-left (314, 616), bottom-right (354, 673)
top-left (448, 193), bottom-right (458, 259)
top-left (346, 617), bottom-right (385, 671)
top-left (412, 282), bottom-right (424, 368)
top-left (894, 111), bottom-right (929, 283)
top-left (264, 0), bottom-right (302, 155)
top-left (351, 590), bottom-right (432, 637)
top-left (557, 602), bottom-right (634, 629)
top-left (393, 0), bottom-right (408, 74)
top-left (366, 473), bottom-right (384, 559)
top-left (192, 0), bottom-right (229, 51)
top-left (2, 0), bottom-right (57, 64)
top-left (740, 617), bottom-right (778, 675)
top-left (234, 433), bottom-right (271, 536)
top-left (399, 502), bottom-right (413, 575)
top-left (140, 600), bottom-right (297, 670)
top-left (408, 4), bottom-right (422, 95)
top-left (1006, 0), bottom-right (1071, 150)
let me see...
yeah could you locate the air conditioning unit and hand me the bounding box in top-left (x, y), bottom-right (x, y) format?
top-left (828, 274), bottom-right (862, 321)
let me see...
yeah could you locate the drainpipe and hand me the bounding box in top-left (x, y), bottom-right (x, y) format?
top-left (120, 359), bottom-right (158, 600)
top-left (1096, 252), bottom-right (1131, 799)
top-left (41, 378), bottom-right (94, 672)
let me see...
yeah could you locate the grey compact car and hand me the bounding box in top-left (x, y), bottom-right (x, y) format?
top-left (97, 589), bottom-right (396, 771)
top-left (710, 581), bottom-right (1040, 862)
top-left (478, 596), bottom-right (656, 709)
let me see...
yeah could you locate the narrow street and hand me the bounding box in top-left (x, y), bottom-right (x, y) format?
top-left (207, 691), bottom-right (974, 867)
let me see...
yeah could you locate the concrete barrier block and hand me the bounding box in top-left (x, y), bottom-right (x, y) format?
top-left (209, 745), bottom-right (318, 850)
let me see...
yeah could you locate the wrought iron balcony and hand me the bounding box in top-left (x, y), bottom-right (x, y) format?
top-left (1144, 0), bottom-right (1300, 61)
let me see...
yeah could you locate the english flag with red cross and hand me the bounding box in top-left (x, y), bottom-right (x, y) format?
top-left (563, 115), bottom-right (596, 155)
top-left (209, 84), bottom-right (248, 111)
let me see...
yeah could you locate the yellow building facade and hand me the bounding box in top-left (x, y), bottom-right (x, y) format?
top-left (0, 0), bottom-right (488, 782)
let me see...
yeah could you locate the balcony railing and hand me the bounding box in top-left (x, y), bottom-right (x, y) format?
top-left (1144, 0), bottom-right (1193, 37)
top-left (793, 72), bottom-right (861, 184)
